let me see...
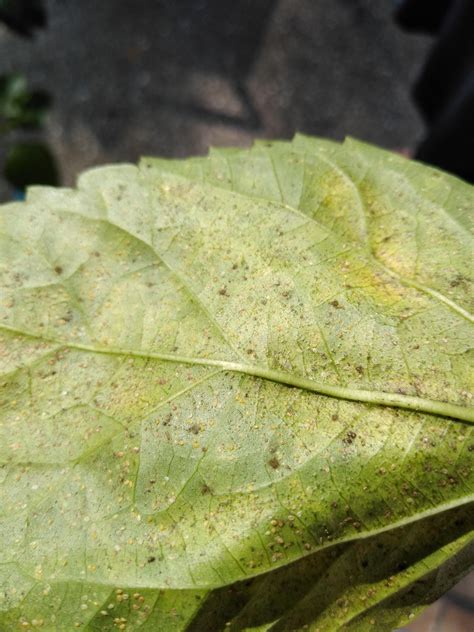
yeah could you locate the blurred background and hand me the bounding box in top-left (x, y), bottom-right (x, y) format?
top-left (0, 1), bottom-right (473, 629)
top-left (0, 0), bottom-right (434, 200)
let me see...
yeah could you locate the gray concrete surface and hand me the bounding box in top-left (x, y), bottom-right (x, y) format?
top-left (1, 0), bottom-right (431, 196)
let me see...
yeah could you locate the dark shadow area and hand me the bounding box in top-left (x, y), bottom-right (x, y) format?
top-left (185, 504), bottom-right (474, 631)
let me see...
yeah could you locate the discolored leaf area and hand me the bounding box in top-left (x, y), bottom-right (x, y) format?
top-left (0, 136), bottom-right (473, 630)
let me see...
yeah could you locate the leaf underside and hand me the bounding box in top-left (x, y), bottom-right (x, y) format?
top-left (0, 136), bottom-right (473, 631)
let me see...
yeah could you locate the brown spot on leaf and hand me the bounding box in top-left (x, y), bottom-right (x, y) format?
top-left (343, 431), bottom-right (357, 445)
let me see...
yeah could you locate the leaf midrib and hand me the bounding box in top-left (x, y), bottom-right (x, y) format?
top-left (24, 175), bottom-right (473, 420)
top-left (1, 323), bottom-right (473, 423)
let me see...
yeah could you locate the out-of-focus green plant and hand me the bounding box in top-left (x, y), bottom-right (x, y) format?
top-left (3, 139), bottom-right (58, 188)
top-left (0, 1), bottom-right (58, 193)
top-left (0, 73), bottom-right (50, 132)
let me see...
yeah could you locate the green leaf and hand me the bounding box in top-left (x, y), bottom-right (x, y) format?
top-left (0, 74), bottom-right (50, 131)
top-left (0, 136), bottom-right (473, 631)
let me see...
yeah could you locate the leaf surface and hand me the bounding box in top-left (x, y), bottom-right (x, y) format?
top-left (0, 136), bottom-right (473, 630)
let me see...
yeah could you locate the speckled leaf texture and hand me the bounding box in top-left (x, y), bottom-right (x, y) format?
top-left (0, 136), bottom-right (473, 631)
